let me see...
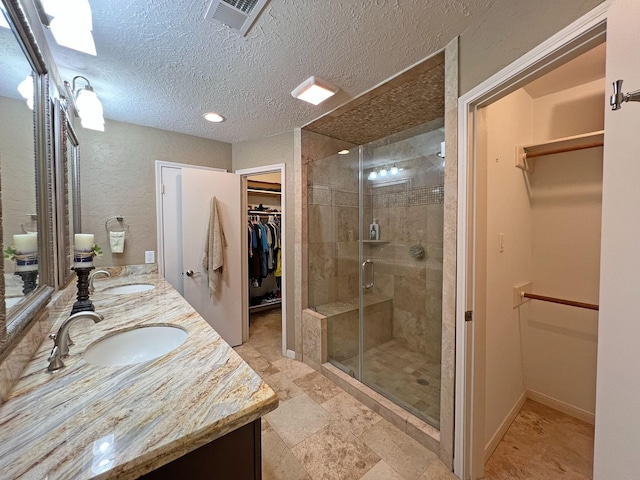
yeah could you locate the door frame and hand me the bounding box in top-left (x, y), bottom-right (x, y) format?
top-left (454, 3), bottom-right (610, 478)
top-left (235, 163), bottom-right (290, 358)
top-left (154, 160), bottom-right (227, 287)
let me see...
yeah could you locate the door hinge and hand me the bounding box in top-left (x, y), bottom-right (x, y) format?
top-left (465, 310), bottom-right (473, 322)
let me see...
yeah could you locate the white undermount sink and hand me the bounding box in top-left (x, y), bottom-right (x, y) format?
top-left (101, 283), bottom-right (155, 294)
top-left (84, 325), bottom-right (188, 367)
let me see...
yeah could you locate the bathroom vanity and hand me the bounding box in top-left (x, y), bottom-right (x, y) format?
top-left (0, 268), bottom-right (278, 479)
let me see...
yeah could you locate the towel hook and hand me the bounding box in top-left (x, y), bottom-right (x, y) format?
top-left (105, 215), bottom-right (130, 234)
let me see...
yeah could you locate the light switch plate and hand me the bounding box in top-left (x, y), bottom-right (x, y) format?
top-left (145, 250), bottom-right (155, 264)
top-left (513, 281), bottom-right (532, 308)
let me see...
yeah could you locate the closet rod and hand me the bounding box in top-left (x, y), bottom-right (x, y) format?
top-left (522, 292), bottom-right (599, 311)
top-left (525, 141), bottom-right (603, 159)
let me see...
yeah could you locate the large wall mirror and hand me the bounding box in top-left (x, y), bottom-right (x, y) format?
top-left (0, 0), bottom-right (55, 354)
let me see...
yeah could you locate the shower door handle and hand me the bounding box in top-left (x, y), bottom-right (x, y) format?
top-left (362, 259), bottom-right (374, 289)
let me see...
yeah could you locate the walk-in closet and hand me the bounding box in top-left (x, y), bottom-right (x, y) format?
top-left (478, 42), bottom-right (605, 479)
top-left (246, 173), bottom-right (283, 322)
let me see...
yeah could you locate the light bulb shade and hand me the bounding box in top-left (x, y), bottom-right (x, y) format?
top-left (76, 87), bottom-right (103, 117)
top-left (368, 171), bottom-right (378, 180)
top-left (81, 115), bottom-right (104, 131)
top-left (291, 76), bottom-right (339, 105)
top-left (379, 168), bottom-right (388, 177)
top-left (390, 165), bottom-right (399, 175)
top-left (17, 75), bottom-right (33, 100)
top-left (76, 86), bottom-right (104, 131)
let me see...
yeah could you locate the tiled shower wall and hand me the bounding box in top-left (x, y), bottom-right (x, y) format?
top-left (307, 125), bottom-right (445, 359)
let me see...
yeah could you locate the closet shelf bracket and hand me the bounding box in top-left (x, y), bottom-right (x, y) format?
top-left (515, 130), bottom-right (604, 173)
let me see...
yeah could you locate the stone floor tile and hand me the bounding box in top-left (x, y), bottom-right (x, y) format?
top-left (234, 344), bottom-right (281, 377)
top-left (321, 391), bottom-right (382, 436)
top-left (417, 459), bottom-right (458, 480)
top-left (262, 420), bottom-right (312, 480)
top-left (294, 371), bottom-right (344, 404)
top-left (265, 393), bottom-right (332, 448)
top-left (264, 371), bottom-right (305, 403)
top-left (291, 422), bottom-right (380, 480)
top-left (360, 419), bottom-right (437, 480)
top-left (360, 460), bottom-right (406, 480)
top-left (272, 357), bottom-right (317, 381)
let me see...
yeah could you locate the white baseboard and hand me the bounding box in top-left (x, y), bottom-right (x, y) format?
top-left (526, 389), bottom-right (595, 425)
top-left (484, 391), bottom-right (527, 462)
top-left (286, 349), bottom-right (295, 359)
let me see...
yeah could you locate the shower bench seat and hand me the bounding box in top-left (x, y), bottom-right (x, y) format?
top-left (302, 294), bottom-right (393, 370)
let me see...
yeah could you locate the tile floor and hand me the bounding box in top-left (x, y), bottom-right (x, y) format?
top-left (235, 310), bottom-right (457, 480)
top-left (484, 399), bottom-right (595, 480)
top-left (339, 339), bottom-right (441, 427)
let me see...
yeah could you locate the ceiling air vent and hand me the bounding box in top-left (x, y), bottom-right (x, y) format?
top-left (205, 0), bottom-right (270, 36)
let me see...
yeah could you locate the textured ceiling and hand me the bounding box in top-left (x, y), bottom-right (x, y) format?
top-left (40, 0), bottom-right (498, 144)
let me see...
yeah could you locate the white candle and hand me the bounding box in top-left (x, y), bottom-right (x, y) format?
top-left (74, 234), bottom-right (94, 251)
top-left (74, 233), bottom-right (94, 268)
top-left (13, 233), bottom-right (37, 253)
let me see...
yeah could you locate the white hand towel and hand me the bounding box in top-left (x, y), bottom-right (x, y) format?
top-left (202, 197), bottom-right (226, 295)
top-left (109, 230), bottom-right (126, 253)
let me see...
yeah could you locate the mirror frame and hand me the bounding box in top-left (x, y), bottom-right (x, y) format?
top-left (1, 0), bottom-right (55, 356)
top-left (54, 99), bottom-right (80, 286)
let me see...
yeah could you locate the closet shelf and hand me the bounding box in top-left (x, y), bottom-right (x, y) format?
top-left (248, 210), bottom-right (281, 215)
top-left (249, 300), bottom-right (282, 312)
top-left (516, 130), bottom-right (604, 173)
top-left (247, 188), bottom-right (281, 196)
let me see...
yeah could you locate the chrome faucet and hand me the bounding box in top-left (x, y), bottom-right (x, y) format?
top-left (47, 311), bottom-right (104, 372)
top-left (89, 270), bottom-right (111, 294)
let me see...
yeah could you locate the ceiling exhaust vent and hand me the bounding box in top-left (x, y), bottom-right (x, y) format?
top-left (205, 0), bottom-right (270, 36)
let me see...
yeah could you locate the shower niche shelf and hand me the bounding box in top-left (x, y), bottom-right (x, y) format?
top-left (516, 130), bottom-right (604, 173)
top-left (363, 240), bottom-right (389, 245)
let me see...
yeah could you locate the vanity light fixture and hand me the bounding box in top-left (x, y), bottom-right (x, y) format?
top-left (38, 0), bottom-right (96, 55)
top-left (291, 76), bottom-right (339, 105)
top-left (64, 76), bottom-right (105, 131)
top-left (204, 112), bottom-right (225, 123)
top-left (17, 74), bottom-right (34, 110)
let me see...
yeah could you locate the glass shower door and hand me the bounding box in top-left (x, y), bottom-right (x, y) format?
top-left (359, 125), bottom-right (445, 428)
top-left (307, 146), bottom-right (361, 378)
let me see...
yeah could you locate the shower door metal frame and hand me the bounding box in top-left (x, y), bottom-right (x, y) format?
top-left (357, 144), bottom-right (365, 381)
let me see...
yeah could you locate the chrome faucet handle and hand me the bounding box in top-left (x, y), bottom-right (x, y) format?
top-left (47, 340), bottom-right (65, 372)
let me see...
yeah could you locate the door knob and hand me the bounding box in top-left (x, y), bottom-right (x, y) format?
top-left (186, 270), bottom-right (195, 277)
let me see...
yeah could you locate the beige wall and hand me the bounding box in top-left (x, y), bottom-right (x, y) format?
top-left (77, 118), bottom-right (231, 268)
top-left (458, 0), bottom-right (605, 94)
top-left (484, 77), bottom-right (604, 448)
top-left (523, 80), bottom-right (603, 415)
top-left (232, 131), bottom-right (296, 350)
top-left (0, 96), bottom-right (37, 274)
top-left (484, 89), bottom-right (533, 447)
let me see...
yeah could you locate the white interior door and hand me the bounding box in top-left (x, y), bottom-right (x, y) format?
top-left (594, 0), bottom-right (640, 476)
top-left (159, 165), bottom-right (184, 295)
top-left (181, 168), bottom-right (243, 346)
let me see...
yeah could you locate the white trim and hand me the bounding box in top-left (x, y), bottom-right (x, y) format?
top-left (454, 3), bottom-right (610, 478)
top-left (526, 389), bottom-right (595, 426)
top-left (286, 349), bottom-right (295, 359)
top-left (484, 391), bottom-right (527, 463)
top-left (154, 160), bottom-right (226, 279)
top-left (235, 163), bottom-right (288, 358)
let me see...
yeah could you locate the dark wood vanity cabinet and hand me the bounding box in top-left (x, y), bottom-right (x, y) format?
top-left (140, 419), bottom-right (262, 479)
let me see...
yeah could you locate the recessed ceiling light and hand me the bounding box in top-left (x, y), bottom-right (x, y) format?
top-left (338, 149), bottom-right (349, 155)
top-left (204, 112), bottom-right (225, 123)
top-left (291, 76), bottom-right (339, 105)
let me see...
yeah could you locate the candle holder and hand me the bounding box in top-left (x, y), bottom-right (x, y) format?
top-left (14, 270), bottom-right (38, 295)
top-left (71, 266), bottom-right (95, 315)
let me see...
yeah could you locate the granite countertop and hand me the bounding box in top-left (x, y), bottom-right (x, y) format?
top-left (0, 272), bottom-right (278, 479)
